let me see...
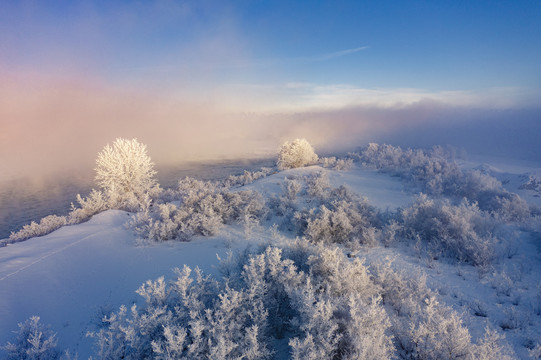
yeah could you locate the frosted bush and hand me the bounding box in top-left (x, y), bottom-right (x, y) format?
top-left (382, 220), bottom-right (402, 247)
top-left (472, 327), bottom-right (515, 360)
top-left (95, 138), bottom-right (158, 212)
top-left (224, 167), bottom-right (273, 187)
top-left (90, 250), bottom-right (284, 359)
top-left (68, 189), bottom-right (108, 224)
top-left (492, 193), bottom-right (530, 221)
top-left (277, 138), bottom-right (318, 170)
top-left (302, 192), bottom-right (378, 247)
top-left (305, 171), bottom-right (330, 199)
top-left (319, 156), bottom-right (353, 171)
top-left (2, 316), bottom-right (59, 360)
top-left (401, 194), bottom-right (497, 266)
top-left (6, 139), bottom-right (160, 243)
top-left (406, 297), bottom-right (474, 360)
top-left (370, 260), bottom-right (515, 359)
top-left (269, 170), bottom-right (380, 239)
top-left (282, 177), bottom-right (302, 201)
top-left (6, 240), bottom-right (517, 359)
top-left (306, 205), bottom-right (353, 244)
top-left (351, 143), bottom-right (532, 221)
top-left (307, 246), bottom-right (379, 299)
top-left (371, 260), bottom-right (431, 316)
top-left (8, 215), bottom-right (67, 244)
top-left (90, 244), bottom-right (397, 359)
top-left (458, 170), bottom-right (502, 197)
top-left (130, 177), bottom-right (265, 242)
top-left (351, 143), bottom-right (457, 185)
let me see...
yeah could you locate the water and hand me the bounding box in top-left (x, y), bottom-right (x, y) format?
top-left (0, 158), bottom-right (275, 240)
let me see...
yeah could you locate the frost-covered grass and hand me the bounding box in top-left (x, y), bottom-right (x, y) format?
top-left (2, 143), bottom-right (541, 359)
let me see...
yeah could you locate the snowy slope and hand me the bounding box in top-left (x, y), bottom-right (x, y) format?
top-left (460, 156), bottom-right (541, 208)
top-left (0, 211), bottom-right (244, 357)
top-left (241, 165), bottom-right (412, 210)
top-left (0, 165), bottom-right (413, 358)
top-left (1, 160), bottom-right (541, 358)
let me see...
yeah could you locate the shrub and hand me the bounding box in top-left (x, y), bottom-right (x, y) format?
top-left (300, 189), bottom-right (378, 247)
top-left (67, 189), bottom-right (108, 224)
top-left (283, 177), bottom-right (302, 201)
top-left (319, 157), bottom-right (353, 171)
top-left (305, 171), bottom-right (331, 199)
top-left (224, 168), bottom-right (273, 187)
top-left (90, 244), bottom-right (395, 359)
top-left (406, 297), bottom-right (473, 360)
top-left (351, 143), bottom-right (531, 221)
top-left (7, 215), bottom-right (67, 244)
top-left (2, 316), bottom-right (59, 360)
top-left (130, 177), bottom-right (266, 243)
top-left (95, 138), bottom-right (158, 211)
top-left (401, 194), bottom-right (497, 266)
top-left (277, 139), bottom-right (318, 170)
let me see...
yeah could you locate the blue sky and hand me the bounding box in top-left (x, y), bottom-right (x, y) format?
top-left (2, 1), bottom-right (540, 96)
top-left (1, 0), bottom-right (540, 179)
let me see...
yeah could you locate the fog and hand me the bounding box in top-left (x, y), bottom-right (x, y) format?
top-left (1, 73), bottom-right (540, 185)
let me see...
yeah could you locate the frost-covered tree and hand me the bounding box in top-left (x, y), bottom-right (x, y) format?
top-left (277, 138), bottom-right (319, 170)
top-left (95, 138), bottom-right (157, 211)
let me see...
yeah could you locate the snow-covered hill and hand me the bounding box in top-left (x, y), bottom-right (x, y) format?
top-left (1, 151), bottom-right (540, 359)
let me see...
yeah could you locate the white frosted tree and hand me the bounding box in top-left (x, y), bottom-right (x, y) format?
top-left (277, 138), bottom-right (318, 170)
top-left (95, 138), bottom-right (157, 211)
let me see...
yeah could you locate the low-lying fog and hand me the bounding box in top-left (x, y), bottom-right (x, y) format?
top-left (1, 78), bottom-right (540, 239)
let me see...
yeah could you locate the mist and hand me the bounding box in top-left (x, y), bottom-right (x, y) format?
top-left (1, 73), bottom-right (540, 185)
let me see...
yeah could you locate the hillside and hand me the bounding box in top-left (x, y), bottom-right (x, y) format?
top-left (1, 146), bottom-right (541, 359)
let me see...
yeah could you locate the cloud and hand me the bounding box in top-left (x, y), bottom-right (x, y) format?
top-left (309, 46), bottom-right (369, 61)
top-left (244, 46), bottom-right (368, 70)
top-left (211, 82), bottom-right (541, 113)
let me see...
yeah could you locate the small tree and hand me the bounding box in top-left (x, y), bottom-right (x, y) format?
top-left (277, 138), bottom-right (318, 170)
top-left (95, 138), bottom-right (157, 211)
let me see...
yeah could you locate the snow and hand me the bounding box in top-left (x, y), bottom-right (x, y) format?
top-left (460, 155), bottom-right (541, 208)
top-left (358, 232), bottom-right (541, 359)
top-left (0, 210), bottom-right (243, 357)
top-left (242, 165), bottom-right (412, 210)
top-left (1, 158), bottom-right (540, 358)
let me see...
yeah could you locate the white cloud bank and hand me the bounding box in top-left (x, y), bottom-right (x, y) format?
top-left (214, 83), bottom-right (541, 113)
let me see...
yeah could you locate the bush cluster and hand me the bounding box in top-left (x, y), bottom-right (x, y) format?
top-left (130, 177), bottom-right (266, 243)
top-left (88, 244), bottom-right (394, 360)
top-left (6, 242), bottom-right (514, 359)
top-left (268, 172), bottom-right (380, 248)
top-left (2, 316), bottom-right (59, 360)
top-left (400, 194), bottom-right (497, 266)
top-left (350, 143), bottom-right (531, 220)
top-left (223, 168), bottom-right (273, 188)
top-left (6, 215), bottom-right (67, 245)
top-left (319, 156), bottom-right (354, 171)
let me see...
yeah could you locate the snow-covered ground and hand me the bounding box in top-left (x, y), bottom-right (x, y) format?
top-left (0, 211), bottom-right (255, 357)
top-left (461, 155), bottom-right (541, 208)
top-left (1, 156), bottom-right (540, 359)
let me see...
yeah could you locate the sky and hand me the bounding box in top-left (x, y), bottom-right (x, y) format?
top-left (1, 0), bottom-right (540, 181)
